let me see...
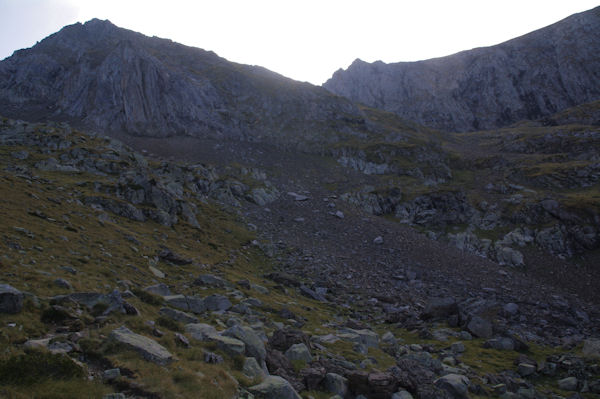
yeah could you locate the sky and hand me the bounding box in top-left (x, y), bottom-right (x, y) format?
top-left (0, 0), bottom-right (598, 85)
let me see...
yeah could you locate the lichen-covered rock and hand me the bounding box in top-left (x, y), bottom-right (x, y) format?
top-left (249, 375), bottom-right (301, 399)
top-left (205, 334), bottom-right (245, 357)
top-left (223, 325), bottom-right (266, 363)
top-left (243, 357), bottom-right (267, 380)
top-left (109, 326), bottom-right (173, 365)
top-left (284, 343), bottom-right (312, 363)
top-left (185, 323), bottom-right (217, 340)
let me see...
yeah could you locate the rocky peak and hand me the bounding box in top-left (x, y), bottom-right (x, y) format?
top-left (323, 6), bottom-right (600, 132)
top-left (0, 18), bottom-right (364, 146)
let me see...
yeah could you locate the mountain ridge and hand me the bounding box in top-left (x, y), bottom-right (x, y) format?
top-left (0, 18), bottom-right (368, 147)
top-left (323, 6), bottom-right (600, 132)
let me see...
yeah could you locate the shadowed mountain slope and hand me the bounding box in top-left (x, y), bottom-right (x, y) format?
top-left (0, 19), bottom-right (370, 147)
top-left (324, 7), bottom-right (600, 132)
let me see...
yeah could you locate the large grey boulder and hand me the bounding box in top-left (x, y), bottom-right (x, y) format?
top-left (144, 283), bottom-right (172, 297)
top-left (249, 375), bottom-right (301, 399)
top-left (558, 376), bottom-right (578, 391)
top-left (109, 326), bottom-right (173, 365)
top-left (193, 274), bottom-right (232, 289)
top-left (338, 328), bottom-right (379, 348)
top-left (495, 245), bottom-right (524, 267)
top-left (467, 316), bottom-right (493, 338)
top-left (205, 334), bottom-right (245, 357)
top-left (223, 325), bottom-right (266, 363)
top-left (185, 323), bottom-right (217, 340)
top-left (422, 297), bottom-right (458, 320)
top-left (159, 307), bottom-right (198, 324)
top-left (392, 391), bottom-right (414, 399)
top-left (324, 373), bottom-right (349, 397)
top-left (434, 374), bottom-right (470, 398)
top-left (243, 357), bottom-right (267, 380)
top-left (164, 295), bottom-right (206, 314)
top-left (0, 284), bottom-right (23, 314)
top-left (582, 338), bottom-right (600, 359)
top-left (204, 294), bottom-right (232, 312)
top-left (284, 343), bottom-right (312, 363)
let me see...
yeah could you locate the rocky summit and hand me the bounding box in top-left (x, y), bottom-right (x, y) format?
top-left (324, 7), bottom-right (600, 132)
top-left (1, 7), bottom-right (600, 399)
top-left (0, 19), bottom-right (364, 148)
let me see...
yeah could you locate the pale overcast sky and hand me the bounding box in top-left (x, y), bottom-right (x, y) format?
top-left (0, 0), bottom-right (597, 85)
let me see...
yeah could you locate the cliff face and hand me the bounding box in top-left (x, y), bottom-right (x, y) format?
top-left (323, 7), bottom-right (600, 132)
top-left (0, 19), bottom-right (362, 145)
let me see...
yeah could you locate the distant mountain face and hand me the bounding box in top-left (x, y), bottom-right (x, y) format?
top-left (0, 19), bottom-right (365, 146)
top-left (323, 7), bottom-right (600, 132)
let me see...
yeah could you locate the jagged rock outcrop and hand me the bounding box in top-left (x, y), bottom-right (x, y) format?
top-left (324, 7), bottom-right (600, 132)
top-left (0, 19), bottom-right (367, 148)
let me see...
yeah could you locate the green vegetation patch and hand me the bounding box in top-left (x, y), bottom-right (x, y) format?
top-left (0, 351), bottom-right (85, 385)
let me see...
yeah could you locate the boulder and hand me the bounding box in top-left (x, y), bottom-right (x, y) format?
top-left (144, 283), bottom-right (172, 297)
top-left (103, 368), bottom-right (121, 381)
top-left (558, 376), bottom-right (578, 391)
top-left (164, 295), bottom-right (206, 314)
top-left (517, 363), bottom-right (536, 377)
top-left (223, 325), bottom-right (266, 363)
top-left (249, 375), bottom-right (301, 399)
top-left (204, 294), bottom-right (232, 312)
top-left (159, 307), bottom-right (198, 324)
top-left (582, 339), bottom-right (600, 359)
top-left (269, 328), bottom-right (310, 352)
top-left (109, 326), bottom-right (173, 365)
top-left (421, 297), bottom-right (458, 320)
top-left (503, 303), bottom-right (519, 316)
top-left (54, 278), bottom-right (72, 289)
top-left (495, 246), bottom-right (524, 267)
top-left (338, 328), bottom-right (379, 348)
top-left (284, 343), bottom-right (312, 363)
top-left (243, 357), bottom-right (266, 380)
top-left (355, 329), bottom-right (379, 348)
top-left (185, 323), bottom-right (217, 340)
top-left (434, 374), bottom-right (470, 398)
top-left (368, 372), bottom-right (400, 397)
top-left (324, 373), bottom-right (348, 397)
top-left (158, 248), bottom-right (191, 265)
top-left (193, 274), bottom-right (232, 288)
top-left (299, 285), bottom-right (327, 302)
top-left (164, 294), bottom-right (190, 311)
top-left (0, 284), bottom-right (23, 314)
top-left (392, 391), bottom-right (414, 399)
top-left (205, 334), bottom-right (245, 357)
top-left (451, 342), bottom-right (465, 353)
top-left (301, 367), bottom-right (326, 391)
top-left (467, 316), bottom-right (493, 338)
top-left (65, 290), bottom-right (124, 315)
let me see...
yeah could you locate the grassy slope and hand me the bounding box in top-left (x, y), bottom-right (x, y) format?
top-left (0, 120), bottom-right (598, 398)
